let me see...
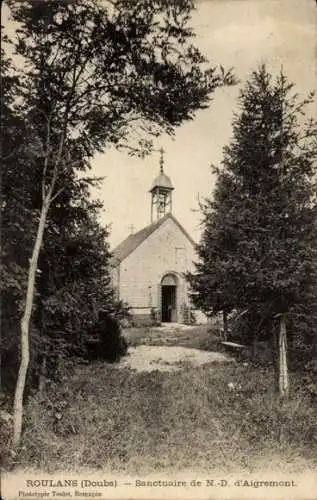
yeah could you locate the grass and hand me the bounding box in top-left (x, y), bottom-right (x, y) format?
top-left (7, 362), bottom-right (317, 474)
top-left (123, 323), bottom-right (225, 351)
top-left (2, 324), bottom-right (317, 474)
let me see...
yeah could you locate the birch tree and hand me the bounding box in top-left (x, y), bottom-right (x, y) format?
top-left (4, 0), bottom-right (235, 448)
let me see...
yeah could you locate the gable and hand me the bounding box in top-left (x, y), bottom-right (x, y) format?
top-left (112, 213), bottom-right (195, 264)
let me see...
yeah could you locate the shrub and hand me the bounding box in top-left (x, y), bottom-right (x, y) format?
top-left (86, 311), bottom-right (128, 362)
top-left (181, 303), bottom-right (196, 325)
top-left (150, 307), bottom-right (161, 326)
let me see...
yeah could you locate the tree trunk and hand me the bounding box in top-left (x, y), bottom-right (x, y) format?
top-left (278, 313), bottom-right (289, 398)
top-left (12, 199), bottom-right (50, 449)
top-left (271, 327), bottom-right (279, 393)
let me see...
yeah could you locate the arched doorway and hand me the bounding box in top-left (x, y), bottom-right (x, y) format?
top-left (161, 273), bottom-right (178, 322)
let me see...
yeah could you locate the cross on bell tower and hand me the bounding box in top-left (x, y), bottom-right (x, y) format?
top-left (150, 148), bottom-right (174, 223)
top-left (159, 147), bottom-right (164, 174)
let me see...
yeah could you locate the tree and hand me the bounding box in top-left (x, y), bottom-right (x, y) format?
top-left (1, 49), bottom-right (35, 394)
top-left (188, 65), bottom-right (317, 397)
top-left (3, 0), bottom-right (235, 447)
top-left (1, 108), bottom-right (128, 393)
top-left (30, 182), bottom-right (129, 389)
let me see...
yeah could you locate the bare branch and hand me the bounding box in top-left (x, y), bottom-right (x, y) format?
top-left (50, 186), bottom-right (65, 203)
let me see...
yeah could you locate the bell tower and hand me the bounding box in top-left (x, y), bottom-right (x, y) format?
top-left (150, 148), bottom-right (174, 223)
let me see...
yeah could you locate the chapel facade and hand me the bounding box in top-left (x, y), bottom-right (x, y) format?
top-left (111, 151), bottom-right (201, 324)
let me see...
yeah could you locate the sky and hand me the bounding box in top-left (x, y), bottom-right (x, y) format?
top-left (5, 0), bottom-right (316, 248)
top-left (92, 0), bottom-right (316, 249)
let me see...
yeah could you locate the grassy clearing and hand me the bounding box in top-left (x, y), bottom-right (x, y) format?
top-left (8, 359), bottom-right (317, 474)
top-left (123, 323), bottom-right (224, 352)
top-left (2, 325), bottom-right (316, 474)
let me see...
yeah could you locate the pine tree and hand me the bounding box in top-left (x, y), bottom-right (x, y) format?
top-left (188, 65), bottom-right (317, 397)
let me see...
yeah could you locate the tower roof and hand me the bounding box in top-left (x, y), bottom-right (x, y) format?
top-left (150, 172), bottom-right (174, 191)
top-left (150, 148), bottom-right (174, 192)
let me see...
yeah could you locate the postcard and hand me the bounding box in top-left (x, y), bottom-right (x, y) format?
top-left (1, 1), bottom-right (316, 499)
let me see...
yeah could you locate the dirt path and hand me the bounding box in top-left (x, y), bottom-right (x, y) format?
top-left (118, 345), bottom-right (232, 372)
top-left (120, 323), bottom-right (232, 372)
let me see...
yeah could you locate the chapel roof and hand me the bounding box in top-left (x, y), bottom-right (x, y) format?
top-left (112, 213), bottom-right (195, 264)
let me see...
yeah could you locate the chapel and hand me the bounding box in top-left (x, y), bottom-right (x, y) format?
top-left (111, 150), bottom-right (201, 324)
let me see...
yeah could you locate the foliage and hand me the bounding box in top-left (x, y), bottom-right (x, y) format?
top-left (0, 54), bottom-right (128, 393)
top-left (187, 65), bottom-right (317, 365)
top-left (6, 0), bottom-right (234, 159)
top-left (181, 303), bottom-right (196, 325)
top-left (150, 307), bottom-right (161, 326)
top-left (86, 311), bottom-right (128, 363)
top-left (1, 0), bottom-right (236, 404)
